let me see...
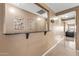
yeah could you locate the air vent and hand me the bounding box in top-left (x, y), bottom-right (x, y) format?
top-left (37, 10), bottom-right (45, 14)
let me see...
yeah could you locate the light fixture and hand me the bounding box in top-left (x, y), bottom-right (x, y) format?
top-left (9, 7), bottom-right (15, 13)
top-left (61, 15), bottom-right (68, 19)
top-left (52, 16), bottom-right (58, 20)
top-left (64, 15), bottom-right (68, 18)
top-left (37, 17), bottom-right (41, 21)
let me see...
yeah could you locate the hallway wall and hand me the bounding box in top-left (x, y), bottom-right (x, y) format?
top-left (0, 3), bottom-right (64, 56)
top-left (4, 4), bottom-right (47, 34)
top-left (0, 32), bottom-right (57, 55)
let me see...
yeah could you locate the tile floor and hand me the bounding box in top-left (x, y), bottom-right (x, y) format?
top-left (46, 37), bottom-right (77, 56)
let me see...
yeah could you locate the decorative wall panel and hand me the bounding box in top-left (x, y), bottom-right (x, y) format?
top-left (3, 4), bottom-right (47, 34)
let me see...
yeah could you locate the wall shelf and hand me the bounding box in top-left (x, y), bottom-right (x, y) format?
top-left (4, 31), bottom-right (48, 39)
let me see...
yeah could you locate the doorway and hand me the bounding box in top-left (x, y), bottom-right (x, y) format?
top-left (62, 11), bottom-right (76, 53)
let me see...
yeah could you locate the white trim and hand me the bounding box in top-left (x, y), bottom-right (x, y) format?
top-left (42, 38), bottom-right (63, 56)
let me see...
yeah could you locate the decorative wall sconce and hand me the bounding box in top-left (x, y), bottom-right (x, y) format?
top-left (51, 20), bottom-right (54, 23)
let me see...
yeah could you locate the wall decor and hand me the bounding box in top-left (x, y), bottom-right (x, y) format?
top-left (3, 4), bottom-right (48, 36)
top-left (14, 16), bottom-right (24, 31)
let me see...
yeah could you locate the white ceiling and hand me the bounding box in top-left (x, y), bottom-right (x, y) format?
top-left (11, 3), bottom-right (78, 18)
top-left (12, 3), bottom-right (79, 14)
top-left (59, 11), bottom-right (76, 19)
top-left (47, 3), bottom-right (79, 13)
top-left (12, 3), bottom-right (42, 14)
top-left (11, 3), bottom-right (47, 18)
top-left (52, 11), bottom-right (76, 21)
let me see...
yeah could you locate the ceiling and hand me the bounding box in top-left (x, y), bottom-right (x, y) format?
top-left (11, 3), bottom-right (79, 19)
top-left (47, 3), bottom-right (79, 13)
top-left (11, 3), bottom-right (47, 18)
top-left (12, 3), bottom-right (42, 14)
top-left (12, 3), bottom-right (79, 14)
top-left (52, 11), bottom-right (76, 21)
top-left (59, 11), bottom-right (76, 19)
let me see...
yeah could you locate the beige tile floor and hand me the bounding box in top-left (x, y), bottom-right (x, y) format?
top-left (45, 20), bottom-right (77, 56)
top-left (46, 37), bottom-right (77, 56)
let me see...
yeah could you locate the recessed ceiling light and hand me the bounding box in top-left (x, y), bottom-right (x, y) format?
top-left (53, 17), bottom-right (58, 20)
top-left (61, 15), bottom-right (68, 19)
top-left (9, 7), bottom-right (15, 14)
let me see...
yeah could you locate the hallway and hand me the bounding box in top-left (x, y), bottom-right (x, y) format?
top-left (42, 16), bottom-right (77, 56)
top-left (0, 3), bottom-right (79, 56)
top-left (46, 37), bottom-right (76, 56)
